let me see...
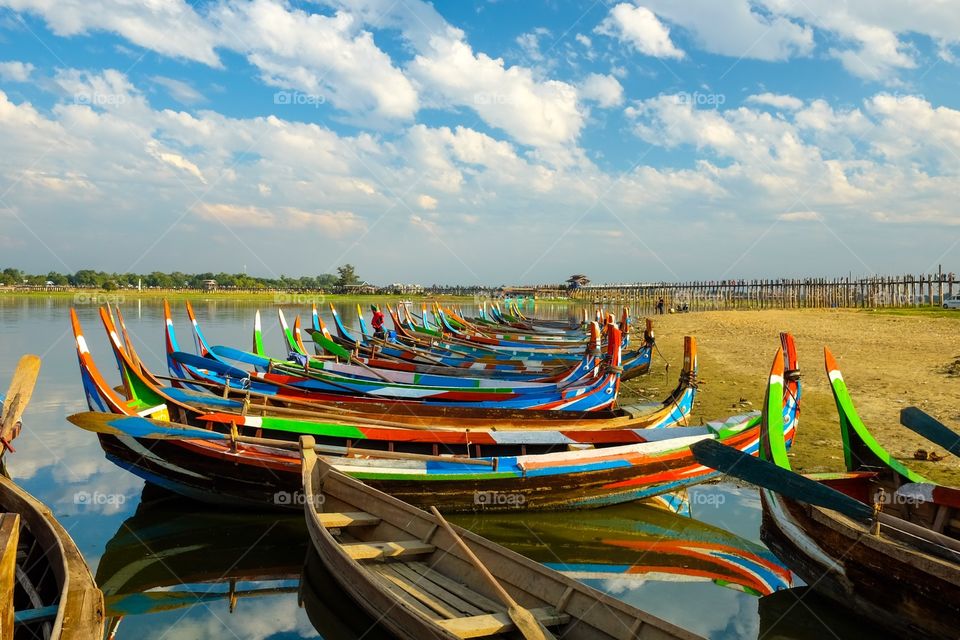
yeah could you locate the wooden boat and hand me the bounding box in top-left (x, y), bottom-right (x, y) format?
top-left (299, 437), bottom-right (702, 639)
top-left (77, 307), bottom-right (699, 449)
top-left (690, 346), bottom-right (960, 639)
top-left (453, 502), bottom-right (792, 597)
top-left (155, 305), bottom-right (630, 411)
top-left (0, 355), bottom-right (104, 640)
top-left (66, 333), bottom-right (795, 512)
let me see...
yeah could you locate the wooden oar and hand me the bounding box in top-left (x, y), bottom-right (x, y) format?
top-left (690, 438), bottom-right (960, 555)
top-left (900, 407), bottom-right (960, 458)
top-left (67, 412), bottom-right (496, 467)
top-left (428, 506), bottom-right (557, 640)
top-left (0, 354), bottom-right (41, 455)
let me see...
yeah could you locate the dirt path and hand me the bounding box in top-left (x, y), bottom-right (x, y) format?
top-left (621, 308), bottom-right (960, 485)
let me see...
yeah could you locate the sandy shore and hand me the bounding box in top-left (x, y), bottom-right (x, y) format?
top-left (622, 308), bottom-right (960, 485)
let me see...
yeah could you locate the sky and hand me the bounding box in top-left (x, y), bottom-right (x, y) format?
top-left (0, 0), bottom-right (958, 285)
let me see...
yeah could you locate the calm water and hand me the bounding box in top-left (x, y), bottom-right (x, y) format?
top-left (0, 297), bottom-right (882, 639)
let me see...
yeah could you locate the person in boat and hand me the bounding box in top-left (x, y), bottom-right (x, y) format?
top-left (371, 305), bottom-right (385, 339)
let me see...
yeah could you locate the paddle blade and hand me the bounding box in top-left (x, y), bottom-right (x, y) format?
top-left (900, 407), bottom-right (960, 458)
top-left (67, 411), bottom-right (228, 442)
top-left (0, 354), bottom-right (42, 443)
top-left (507, 605), bottom-right (557, 640)
top-left (690, 439), bottom-right (874, 523)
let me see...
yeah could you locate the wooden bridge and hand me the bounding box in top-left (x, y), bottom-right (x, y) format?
top-left (567, 273), bottom-right (957, 313)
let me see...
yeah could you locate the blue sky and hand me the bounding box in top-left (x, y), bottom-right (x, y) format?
top-left (0, 0), bottom-right (958, 285)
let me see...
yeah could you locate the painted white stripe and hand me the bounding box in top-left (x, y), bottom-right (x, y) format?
top-left (764, 488), bottom-right (845, 575)
top-left (77, 335), bottom-right (90, 354)
top-left (117, 436), bottom-right (208, 479)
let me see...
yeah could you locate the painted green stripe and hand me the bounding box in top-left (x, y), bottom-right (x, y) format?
top-left (764, 377), bottom-right (790, 469)
top-left (259, 417), bottom-right (366, 439)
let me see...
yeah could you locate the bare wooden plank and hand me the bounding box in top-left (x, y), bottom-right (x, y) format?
top-left (0, 514), bottom-right (19, 640)
top-left (405, 562), bottom-right (504, 613)
top-left (341, 540), bottom-right (435, 561)
top-left (435, 607), bottom-right (569, 638)
top-left (390, 563), bottom-right (486, 617)
top-left (362, 566), bottom-right (442, 621)
top-left (373, 565), bottom-right (462, 619)
top-left (317, 511), bottom-right (380, 528)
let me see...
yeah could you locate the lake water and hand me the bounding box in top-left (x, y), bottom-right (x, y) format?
top-left (0, 296), bottom-right (885, 639)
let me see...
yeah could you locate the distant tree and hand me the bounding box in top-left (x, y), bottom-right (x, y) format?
top-left (335, 264), bottom-right (361, 289)
top-left (316, 273), bottom-right (338, 290)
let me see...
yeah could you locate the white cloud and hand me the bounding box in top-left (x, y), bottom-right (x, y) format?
top-left (0, 0), bottom-right (220, 65)
top-left (416, 194), bottom-right (438, 210)
top-left (596, 4), bottom-right (684, 59)
top-left (146, 140), bottom-right (207, 183)
top-left (408, 33), bottom-right (583, 148)
top-left (214, 1), bottom-right (418, 121)
top-left (746, 93), bottom-right (803, 110)
top-left (151, 76), bottom-right (205, 105)
top-left (580, 73), bottom-right (624, 108)
top-left (778, 210), bottom-right (822, 221)
top-left (0, 60), bottom-right (33, 82)
top-left (630, 0), bottom-right (813, 62)
top-left (197, 203), bottom-right (365, 236)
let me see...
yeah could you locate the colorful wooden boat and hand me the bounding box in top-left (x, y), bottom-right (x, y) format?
top-left (66, 334), bottom-right (796, 513)
top-left (691, 346), bottom-right (960, 639)
top-left (300, 440), bottom-right (702, 639)
top-left (0, 356), bottom-right (104, 640)
top-left (174, 312), bottom-right (627, 410)
top-left (78, 307), bottom-right (700, 448)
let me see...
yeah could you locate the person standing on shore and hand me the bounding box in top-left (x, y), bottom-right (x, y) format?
top-left (656, 297), bottom-right (665, 315)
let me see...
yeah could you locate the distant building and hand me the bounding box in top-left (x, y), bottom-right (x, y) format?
top-left (341, 282), bottom-right (376, 295)
top-left (202, 279), bottom-right (218, 291)
top-left (390, 283), bottom-right (424, 294)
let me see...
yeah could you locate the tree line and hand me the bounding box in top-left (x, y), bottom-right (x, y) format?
top-left (1, 265), bottom-right (364, 291)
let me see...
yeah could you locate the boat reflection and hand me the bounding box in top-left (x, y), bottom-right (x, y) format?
top-left (452, 501), bottom-right (793, 597)
top-left (95, 488), bottom-right (310, 639)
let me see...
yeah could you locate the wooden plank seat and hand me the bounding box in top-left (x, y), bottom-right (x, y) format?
top-left (341, 540), bottom-right (435, 561)
top-left (317, 511), bottom-right (381, 528)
